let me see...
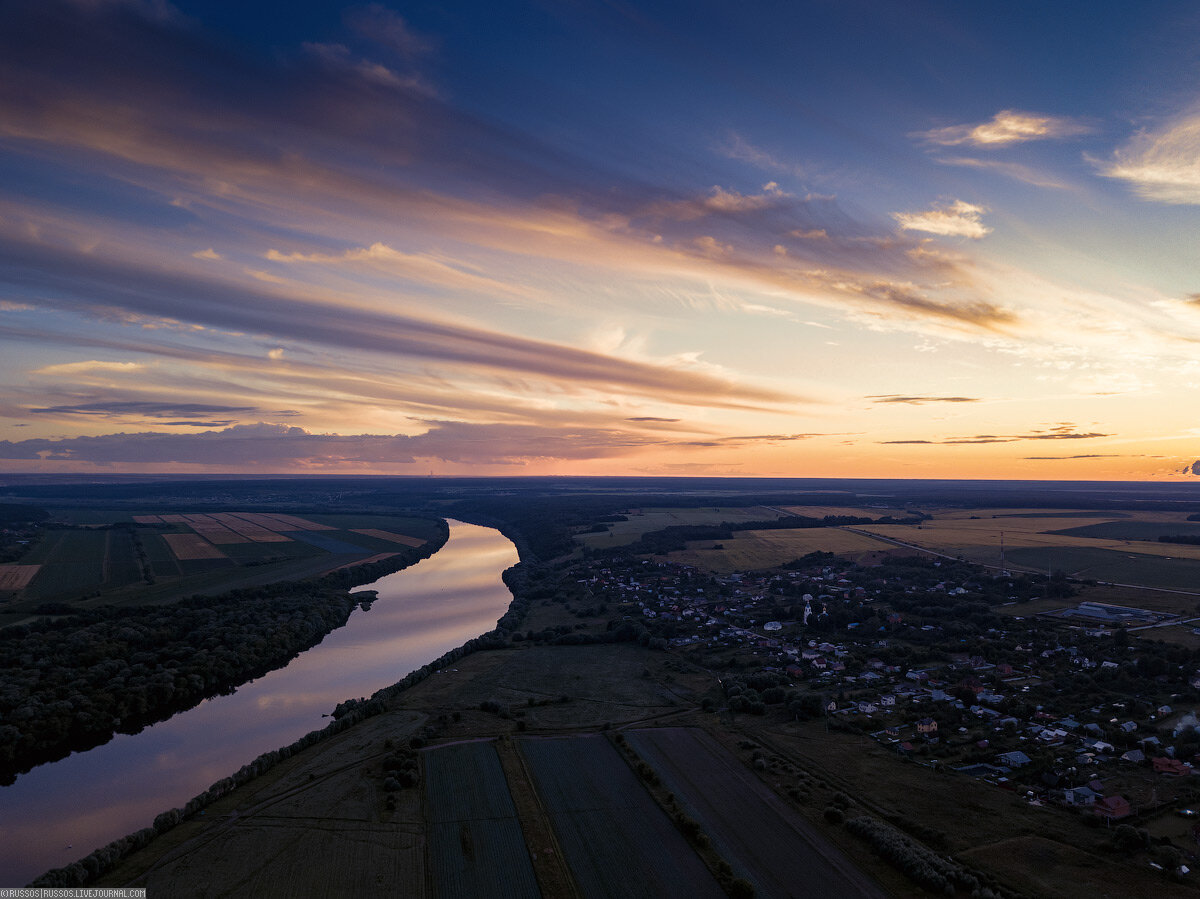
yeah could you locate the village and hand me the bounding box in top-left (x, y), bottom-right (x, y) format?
top-left (567, 546), bottom-right (1200, 843)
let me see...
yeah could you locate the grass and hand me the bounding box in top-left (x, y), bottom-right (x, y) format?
top-left (424, 741), bottom-right (539, 899)
top-left (24, 530), bottom-right (110, 600)
top-left (1007, 546), bottom-right (1200, 592)
top-left (660, 527), bottom-right (896, 573)
top-left (575, 506), bottom-right (785, 549)
top-left (519, 734), bottom-right (724, 898)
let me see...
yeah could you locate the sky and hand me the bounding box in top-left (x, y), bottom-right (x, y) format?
top-left (1, 0), bottom-right (1199, 479)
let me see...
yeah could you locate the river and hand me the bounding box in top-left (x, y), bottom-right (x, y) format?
top-left (0, 520), bottom-right (518, 886)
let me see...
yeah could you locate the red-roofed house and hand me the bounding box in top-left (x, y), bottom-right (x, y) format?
top-left (1095, 796), bottom-right (1132, 820)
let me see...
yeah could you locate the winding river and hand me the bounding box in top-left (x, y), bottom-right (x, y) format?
top-left (0, 520), bottom-right (518, 886)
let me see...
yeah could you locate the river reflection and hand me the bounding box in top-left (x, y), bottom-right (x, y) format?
top-left (0, 521), bottom-right (517, 886)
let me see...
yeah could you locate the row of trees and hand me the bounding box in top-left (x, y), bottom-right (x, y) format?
top-left (0, 526), bottom-right (447, 782)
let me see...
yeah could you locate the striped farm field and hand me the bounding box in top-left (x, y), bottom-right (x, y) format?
top-left (162, 533), bottom-right (227, 560)
top-left (326, 552), bottom-right (397, 572)
top-left (23, 530), bottom-right (109, 598)
top-left (625, 728), bottom-right (884, 899)
top-left (233, 512), bottom-right (336, 531)
top-left (351, 528), bottom-right (426, 547)
top-left (519, 734), bottom-right (724, 899)
top-left (202, 513), bottom-right (290, 543)
top-left (425, 741), bottom-right (540, 899)
top-left (0, 565), bottom-right (40, 591)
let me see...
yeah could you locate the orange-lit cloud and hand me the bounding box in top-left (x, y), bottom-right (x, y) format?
top-left (915, 110), bottom-right (1092, 147)
top-left (893, 200), bottom-right (991, 239)
top-left (1100, 108), bottom-right (1200, 204)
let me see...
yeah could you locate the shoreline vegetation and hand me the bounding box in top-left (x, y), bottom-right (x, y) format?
top-left (1, 519), bottom-right (449, 785)
top-left (30, 538), bottom-right (528, 889)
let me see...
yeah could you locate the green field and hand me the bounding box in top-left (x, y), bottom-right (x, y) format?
top-left (1051, 521), bottom-right (1200, 541)
top-left (1007, 546), bottom-right (1200, 592)
top-left (424, 741), bottom-right (539, 899)
top-left (103, 530), bottom-right (143, 589)
top-left (24, 530), bottom-right (110, 600)
top-left (520, 734), bottom-right (724, 898)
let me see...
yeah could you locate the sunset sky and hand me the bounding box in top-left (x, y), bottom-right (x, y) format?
top-left (2, 0), bottom-right (1199, 478)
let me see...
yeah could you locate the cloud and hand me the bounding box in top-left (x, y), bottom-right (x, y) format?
top-left (0, 0), bottom-right (1037, 350)
top-left (915, 110), bottom-right (1091, 147)
top-left (868, 395), bottom-right (979, 404)
top-left (31, 360), bottom-right (145, 376)
top-left (1100, 109), bottom-right (1200, 204)
top-left (932, 156), bottom-right (1071, 190)
top-left (264, 242), bottom-right (536, 301)
top-left (1184, 460), bottom-right (1200, 477)
top-left (1024, 454), bottom-right (1125, 460)
top-left (0, 421), bottom-right (684, 467)
top-left (625, 416), bottom-right (680, 423)
top-left (881, 424), bottom-right (1111, 445)
top-left (717, 133), bottom-right (808, 178)
top-left (344, 4), bottom-right (434, 61)
top-left (893, 200), bottom-right (991, 239)
top-left (28, 401), bottom-right (260, 422)
top-left (0, 234), bottom-right (791, 409)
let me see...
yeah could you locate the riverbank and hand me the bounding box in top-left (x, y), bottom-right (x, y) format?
top-left (7, 520), bottom-right (515, 887)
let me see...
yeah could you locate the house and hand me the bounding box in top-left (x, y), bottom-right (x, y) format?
top-left (1120, 721), bottom-right (1138, 734)
top-left (1095, 796), bottom-right (1132, 820)
top-left (917, 717), bottom-right (938, 735)
top-left (1121, 749), bottom-right (1146, 764)
top-left (998, 750), bottom-right (1032, 767)
top-left (1152, 757), bottom-right (1191, 776)
top-left (1062, 785), bottom-right (1097, 806)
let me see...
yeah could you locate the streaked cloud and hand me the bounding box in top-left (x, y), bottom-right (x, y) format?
top-left (868, 395), bottom-right (980, 404)
top-left (915, 110), bottom-right (1091, 147)
top-left (932, 156), bottom-right (1072, 190)
top-left (881, 424), bottom-right (1111, 445)
top-left (1100, 109), bottom-right (1200, 204)
top-left (893, 200), bottom-right (990, 239)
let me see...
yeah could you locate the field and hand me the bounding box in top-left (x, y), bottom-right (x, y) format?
top-left (162, 533), bottom-right (228, 560)
top-left (625, 727), bottom-right (884, 899)
top-left (660, 528), bottom-right (897, 573)
top-left (424, 741), bottom-right (539, 899)
top-left (856, 508), bottom-right (1200, 591)
top-left (574, 506), bottom-right (785, 549)
top-left (0, 512), bottom-right (442, 619)
top-left (0, 565), bottom-right (40, 591)
top-left (352, 529), bottom-right (426, 547)
top-left (21, 530), bottom-right (109, 599)
top-left (519, 734), bottom-right (724, 898)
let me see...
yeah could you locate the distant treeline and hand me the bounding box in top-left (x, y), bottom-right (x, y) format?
top-left (0, 503), bottom-right (49, 525)
top-left (1159, 534), bottom-right (1200, 545)
top-left (0, 522), bottom-right (447, 783)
